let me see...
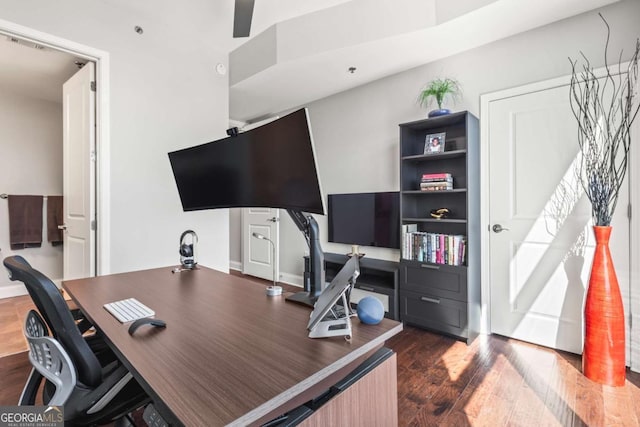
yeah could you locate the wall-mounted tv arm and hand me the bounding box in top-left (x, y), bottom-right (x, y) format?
top-left (286, 209), bottom-right (325, 307)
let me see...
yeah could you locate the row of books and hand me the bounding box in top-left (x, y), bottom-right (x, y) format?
top-left (402, 226), bottom-right (466, 266)
top-left (421, 173), bottom-right (453, 191)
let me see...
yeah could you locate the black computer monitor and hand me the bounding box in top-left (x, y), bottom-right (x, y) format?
top-left (328, 192), bottom-right (400, 249)
top-left (168, 108), bottom-right (324, 214)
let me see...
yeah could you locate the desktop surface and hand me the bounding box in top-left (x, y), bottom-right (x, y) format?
top-left (63, 266), bottom-right (402, 426)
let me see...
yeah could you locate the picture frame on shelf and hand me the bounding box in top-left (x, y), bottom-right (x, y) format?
top-left (424, 132), bottom-right (446, 154)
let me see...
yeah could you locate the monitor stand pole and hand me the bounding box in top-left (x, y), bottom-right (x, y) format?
top-left (286, 291), bottom-right (316, 307)
top-left (285, 209), bottom-right (325, 308)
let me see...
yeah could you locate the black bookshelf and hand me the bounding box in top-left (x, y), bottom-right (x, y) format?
top-left (398, 111), bottom-right (481, 343)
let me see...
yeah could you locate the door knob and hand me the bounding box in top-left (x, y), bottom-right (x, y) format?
top-left (266, 217), bottom-right (279, 223)
top-left (492, 224), bottom-right (509, 233)
top-left (57, 224), bottom-right (67, 231)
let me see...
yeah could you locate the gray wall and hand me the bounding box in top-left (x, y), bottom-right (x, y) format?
top-left (1, 1), bottom-right (230, 275)
top-left (0, 90), bottom-right (63, 295)
top-left (229, 0), bottom-right (640, 284)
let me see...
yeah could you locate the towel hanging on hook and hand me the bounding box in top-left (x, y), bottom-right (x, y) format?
top-left (7, 195), bottom-right (43, 249)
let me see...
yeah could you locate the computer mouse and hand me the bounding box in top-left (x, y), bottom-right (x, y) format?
top-left (128, 318), bottom-right (167, 335)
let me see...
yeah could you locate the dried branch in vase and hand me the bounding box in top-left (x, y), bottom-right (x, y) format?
top-left (568, 14), bottom-right (639, 226)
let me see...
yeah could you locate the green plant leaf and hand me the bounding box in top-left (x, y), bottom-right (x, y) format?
top-left (418, 78), bottom-right (461, 110)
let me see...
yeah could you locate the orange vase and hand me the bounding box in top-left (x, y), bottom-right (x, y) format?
top-left (582, 226), bottom-right (626, 386)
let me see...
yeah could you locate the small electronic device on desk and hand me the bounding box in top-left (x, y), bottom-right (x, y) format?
top-left (179, 229), bottom-right (198, 269)
top-left (307, 255), bottom-right (360, 339)
top-left (104, 298), bottom-right (155, 323)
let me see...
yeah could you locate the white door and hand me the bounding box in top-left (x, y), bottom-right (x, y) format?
top-left (242, 208), bottom-right (279, 281)
top-left (487, 82), bottom-right (630, 354)
top-left (62, 62), bottom-right (96, 280)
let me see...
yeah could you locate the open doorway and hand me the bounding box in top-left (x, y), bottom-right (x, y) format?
top-left (0, 30), bottom-right (99, 298)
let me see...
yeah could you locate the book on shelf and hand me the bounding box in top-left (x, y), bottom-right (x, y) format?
top-left (421, 176), bottom-right (453, 183)
top-left (401, 224), bottom-right (418, 259)
top-left (420, 181), bottom-right (453, 187)
top-left (421, 173), bottom-right (452, 180)
top-left (420, 183), bottom-right (453, 191)
top-left (420, 173), bottom-right (454, 191)
top-left (402, 231), bottom-right (466, 266)
top-left (420, 186), bottom-right (452, 191)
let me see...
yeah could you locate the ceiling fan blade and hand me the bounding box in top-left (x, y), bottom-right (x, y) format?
top-left (233, 0), bottom-right (255, 38)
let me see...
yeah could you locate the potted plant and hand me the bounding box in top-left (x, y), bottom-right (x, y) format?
top-left (568, 14), bottom-right (639, 387)
top-left (418, 78), bottom-right (461, 117)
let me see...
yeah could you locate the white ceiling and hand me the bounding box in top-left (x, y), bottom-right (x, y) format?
top-left (0, 0), bottom-right (350, 104)
top-left (0, 0), bottom-right (620, 116)
top-left (0, 34), bottom-right (81, 103)
top-left (229, 0), bottom-right (621, 122)
top-left (229, 0), bottom-right (354, 52)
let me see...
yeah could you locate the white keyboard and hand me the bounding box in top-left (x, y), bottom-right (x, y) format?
top-left (104, 298), bottom-right (155, 323)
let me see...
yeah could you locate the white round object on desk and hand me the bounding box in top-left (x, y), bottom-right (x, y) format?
top-left (266, 285), bottom-right (283, 297)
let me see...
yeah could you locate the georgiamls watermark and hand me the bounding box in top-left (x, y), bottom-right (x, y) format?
top-left (0, 406), bottom-right (63, 427)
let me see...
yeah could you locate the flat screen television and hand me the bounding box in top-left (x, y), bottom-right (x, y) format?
top-left (168, 108), bottom-right (324, 214)
top-left (328, 192), bottom-right (400, 249)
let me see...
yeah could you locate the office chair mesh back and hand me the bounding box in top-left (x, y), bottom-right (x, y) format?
top-left (3, 255), bottom-right (102, 387)
top-left (23, 310), bottom-right (77, 406)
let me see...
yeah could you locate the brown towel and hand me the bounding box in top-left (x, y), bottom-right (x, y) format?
top-left (47, 196), bottom-right (64, 246)
top-left (8, 195), bottom-right (43, 250)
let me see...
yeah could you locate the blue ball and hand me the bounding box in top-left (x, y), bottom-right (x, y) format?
top-left (356, 296), bottom-right (385, 325)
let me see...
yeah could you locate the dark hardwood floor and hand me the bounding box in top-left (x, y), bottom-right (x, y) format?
top-left (0, 295), bottom-right (35, 357)
top-left (3, 271), bottom-right (640, 426)
top-left (0, 351), bottom-right (32, 405)
top-left (387, 325), bottom-right (640, 426)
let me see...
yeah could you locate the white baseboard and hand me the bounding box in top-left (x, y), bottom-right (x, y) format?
top-left (229, 260), bottom-right (242, 272)
top-left (0, 279), bottom-right (63, 300)
top-left (280, 272), bottom-right (303, 288)
top-left (229, 260), bottom-right (303, 288)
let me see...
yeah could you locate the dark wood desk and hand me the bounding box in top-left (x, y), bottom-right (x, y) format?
top-left (63, 266), bottom-right (402, 426)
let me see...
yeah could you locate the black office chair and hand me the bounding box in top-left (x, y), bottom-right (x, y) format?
top-left (23, 310), bottom-right (77, 406)
top-left (5, 256), bottom-right (112, 365)
top-left (3, 255), bottom-right (150, 425)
